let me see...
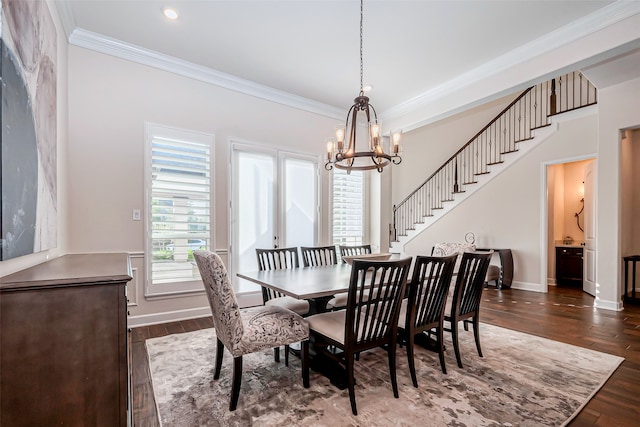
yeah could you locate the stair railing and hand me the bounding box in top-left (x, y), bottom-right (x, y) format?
top-left (392, 72), bottom-right (597, 242)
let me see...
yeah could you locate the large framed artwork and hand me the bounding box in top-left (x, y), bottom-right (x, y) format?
top-left (1, 0), bottom-right (57, 260)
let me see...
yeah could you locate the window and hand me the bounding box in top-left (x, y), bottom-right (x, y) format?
top-left (145, 124), bottom-right (213, 295)
top-left (332, 169), bottom-right (365, 246)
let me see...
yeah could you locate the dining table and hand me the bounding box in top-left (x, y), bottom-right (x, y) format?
top-left (237, 263), bottom-right (354, 314)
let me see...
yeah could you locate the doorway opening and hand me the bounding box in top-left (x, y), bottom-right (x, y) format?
top-left (544, 156), bottom-right (596, 296)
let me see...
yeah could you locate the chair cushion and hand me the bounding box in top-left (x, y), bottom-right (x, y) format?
top-left (307, 310), bottom-right (387, 345)
top-left (397, 298), bottom-right (408, 329)
top-left (231, 305), bottom-right (309, 357)
top-left (265, 295), bottom-right (310, 316)
top-left (326, 292), bottom-right (348, 310)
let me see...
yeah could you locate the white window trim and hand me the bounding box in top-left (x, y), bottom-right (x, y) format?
top-left (144, 122), bottom-right (215, 297)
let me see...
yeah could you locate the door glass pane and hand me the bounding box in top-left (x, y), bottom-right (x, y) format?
top-left (284, 158), bottom-right (316, 249)
top-left (237, 151), bottom-right (275, 274)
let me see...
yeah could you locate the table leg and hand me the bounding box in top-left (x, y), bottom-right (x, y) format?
top-left (308, 295), bottom-right (334, 315)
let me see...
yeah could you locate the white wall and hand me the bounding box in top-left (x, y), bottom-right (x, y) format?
top-left (66, 46), bottom-right (337, 324)
top-left (0, 1), bottom-right (69, 277)
top-left (597, 77), bottom-right (640, 309)
top-left (399, 112), bottom-right (598, 291)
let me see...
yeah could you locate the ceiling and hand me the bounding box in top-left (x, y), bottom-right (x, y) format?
top-left (58, 0), bottom-right (628, 120)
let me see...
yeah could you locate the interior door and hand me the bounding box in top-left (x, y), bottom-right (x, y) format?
top-left (583, 160), bottom-right (597, 296)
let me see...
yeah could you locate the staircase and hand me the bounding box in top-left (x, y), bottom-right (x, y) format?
top-left (391, 72), bottom-right (597, 251)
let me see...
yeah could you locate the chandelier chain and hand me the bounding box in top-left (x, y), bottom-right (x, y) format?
top-left (359, 0), bottom-right (364, 94)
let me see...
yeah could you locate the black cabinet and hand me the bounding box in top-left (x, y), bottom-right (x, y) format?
top-left (556, 246), bottom-right (583, 287)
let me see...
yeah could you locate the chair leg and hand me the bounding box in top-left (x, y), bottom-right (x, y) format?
top-left (437, 326), bottom-right (447, 375)
top-left (214, 338), bottom-right (224, 380)
top-left (452, 320), bottom-right (463, 368)
top-left (388, 341), bottom-right (399, 398)
top-left (274, 346), bottom-right (280, 363)
top-left (285, 344), bottom-right (290, 366)
top-left (406, 332), bottom-right (418, 388)
top-left (346, 352), bottom-right (358, 416)
top-left (473, 315), bottom-right (483, 358)
top-left (230, 356), bottom-right (243, 411)
top-left (301, 340), bottom-right (310, 388)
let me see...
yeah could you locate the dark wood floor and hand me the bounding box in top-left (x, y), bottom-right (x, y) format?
top-left (130, 287), bottom-right (640, 426)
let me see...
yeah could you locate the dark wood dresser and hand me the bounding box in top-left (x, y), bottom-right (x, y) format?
top-left (0, 253), bottom-right (132, 426)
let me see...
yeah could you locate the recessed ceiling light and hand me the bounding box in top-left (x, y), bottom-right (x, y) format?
top-left (163, 7), bottom-right (179, 20)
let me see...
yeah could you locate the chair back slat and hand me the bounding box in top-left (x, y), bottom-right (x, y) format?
top-left (193, 251), bottom-right (244, 349)
top-left (346, 258), bottom-right (411, 348)
top-left (255, 247), bottom-right (299, 302)
top-left (339, 244), bottom-right (372, 262)
top-left (452, 251), bottom-right (492, 318)
top-left (408, 254), bottom-right (457, 331)
top-left (301, 246), bottom-right (338, 267)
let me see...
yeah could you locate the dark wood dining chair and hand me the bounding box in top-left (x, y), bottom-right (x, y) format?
top-left (193, 250), bottom-right (310, 411)
top-left (338, 244), bottom-right (372, 263)
top-left (305, 257), bottom-right (411, 415)
top-left (397, 254), bottom-right (457, 386)
top-left (328, 244), bottom-right (373, 310)
top-left (444, 251), bottom-right (492, 368)
top-left (255, 247), bottom-right (309, 365)
top-left (300, 245), bottom-right (338, 267)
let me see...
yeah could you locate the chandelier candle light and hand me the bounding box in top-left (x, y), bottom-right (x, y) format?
top-left (324, 0), bottom-right (402, 173)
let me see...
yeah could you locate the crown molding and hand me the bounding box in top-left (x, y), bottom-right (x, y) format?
top-left (68, 28), bottom-right (344, 120)
top-left (382, 1), bottom-right (640, 122)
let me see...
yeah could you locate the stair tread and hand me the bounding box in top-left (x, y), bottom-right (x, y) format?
top-left (474, 172), bottom-right (490, 176)
top-left (487, 161), bottom-right (504, 165)
top-left (500, 149), bottom-right (519, 154)
top-left (462, 181), bottom-right (478, 185)
top-left (531, 123), bottom-right (551, 130)
top-left (514, 137), bottom-right (534, 143)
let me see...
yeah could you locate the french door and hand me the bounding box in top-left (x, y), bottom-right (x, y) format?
top-left (230, 143), bottom-right (319, 288)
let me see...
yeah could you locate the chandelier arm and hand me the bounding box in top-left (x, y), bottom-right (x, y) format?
top-left (348, 106), bottom-right (359, 153)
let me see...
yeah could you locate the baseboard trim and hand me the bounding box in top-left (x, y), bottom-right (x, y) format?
top-left (595, 298), bottom-right (623, 311)
top-left (127, 291), bottom-right (263, 327)
top-left (510, 281), bottom-right (544, 292)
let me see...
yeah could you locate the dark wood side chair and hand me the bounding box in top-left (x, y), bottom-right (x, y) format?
top-left (300, 245), bottom-right (338, 267)
top-left (328, 244), bottom-right (373, 311)
top-left (398, 254), bottom-right (457, 386)
top-left (193, 250), bottom-right (310, 411)
top-left (444, 251), bottom-right (492, 368)
top-left (338, 244), bottom-right (372, 263)
top-left (305, 257), bottom-right (411, 415)
top-left (255, 247), bottom-right (309, 365)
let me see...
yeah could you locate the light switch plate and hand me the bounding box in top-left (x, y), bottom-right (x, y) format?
top-left (133, 209), bottom-right (141, 221)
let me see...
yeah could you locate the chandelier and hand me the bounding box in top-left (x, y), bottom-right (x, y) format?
top-left (324, 0), bottom-right (402, 173)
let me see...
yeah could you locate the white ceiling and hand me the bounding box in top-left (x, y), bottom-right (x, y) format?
top-left (58, 0), bottom-right (636, 120)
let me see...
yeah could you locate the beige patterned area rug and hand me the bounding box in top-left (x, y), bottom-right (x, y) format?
top-left (146, 324), bottom-right (623, 427)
